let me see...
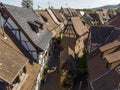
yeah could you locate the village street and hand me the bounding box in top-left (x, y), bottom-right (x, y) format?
top-left (40, 45), bottom-right (64, 90)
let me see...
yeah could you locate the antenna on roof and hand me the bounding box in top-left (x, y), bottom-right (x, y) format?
top-left (0, 12), bottom-right (7, 39)
top-left (66, 3), bottom-right (68, 8)
top-left (48, 1), bottom-right (50, 8)
top-left (38, 5), bottom-right (40, 10)
top-left (37, 5), bottom-right (40, 16)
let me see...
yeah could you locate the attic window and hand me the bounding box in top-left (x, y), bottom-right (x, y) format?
top-left (28, 20), bottom-right (44, 34)
top-left (28, 21), bottom-right (39, 34)
top-left (115, 66), bottom-right (120, 75)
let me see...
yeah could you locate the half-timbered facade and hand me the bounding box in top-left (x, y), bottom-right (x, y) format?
top-left (0, 3), bottom-right (52, 90)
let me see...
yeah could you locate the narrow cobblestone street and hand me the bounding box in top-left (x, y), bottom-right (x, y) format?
top-left (40, 46), bottom-right (62, 90)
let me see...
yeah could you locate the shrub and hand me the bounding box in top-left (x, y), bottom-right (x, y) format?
top-left (56, 36), bottom-right (61, 44)
top-left (76, 51), bottom-right (88, 74)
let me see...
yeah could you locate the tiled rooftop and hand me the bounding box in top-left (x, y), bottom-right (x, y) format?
top-left (105, 50), bottom-right (120, 63)
top-left (87, 54), bottom-right (107, 81)
top-left (2, 4), bottom-right (52, 51)
top-left (20, 62), bottom-right (41, 90)
top-left (99, 39), bottom-right (120, 52)
top-left (0, 29), bottom-right (28, 84)
top-left (91, 64), bottom-right (120, 90)
top-left (109, 14), bottom-right (120, 28)
top-left (71, 16), bottom-right (88, 37)
top-left (35, 10), bottom-right (58, 31)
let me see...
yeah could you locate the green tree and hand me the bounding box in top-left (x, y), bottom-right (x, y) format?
top-left (76, 51), bottom-right (88, 74)
top-left (22, 0), bottom-right (33, 9)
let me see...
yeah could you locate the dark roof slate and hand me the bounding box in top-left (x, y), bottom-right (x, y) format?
top-left (90, 25), bottom-right (117, 43)
top-left (108, 14), bottom-right (120, 28)
top-left (89, 13), bottom-right (100, 21)
top-left (91, 64), bottom-right (120, 90)
top-left (2, 4), bottom-right (52, 51)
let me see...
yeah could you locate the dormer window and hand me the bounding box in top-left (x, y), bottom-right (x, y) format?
top-left (28, 21), bottom-right (39, 34)
top-left (28, 20), bottom-right (44, 34)
top-left (34, 20), bottom-right (44, 30)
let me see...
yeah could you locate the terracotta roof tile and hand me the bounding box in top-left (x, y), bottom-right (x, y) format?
top-left (51, 9), bottom-right (64, 22)
top-left (105, 50), bottom-right (120, 63)
top-left (35, 10), bottom-right (58, 31)
top-left (99, 39), bottom-right (120, 52)
top-left (0, 29), bottom-right (28, 84)
top-left (71, 16), bottom-right (88, 36)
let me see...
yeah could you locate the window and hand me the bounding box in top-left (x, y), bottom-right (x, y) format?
top-left (28, 20), bottom-right (44, 34)
top-left (28, 21), bottom-right (39, 33)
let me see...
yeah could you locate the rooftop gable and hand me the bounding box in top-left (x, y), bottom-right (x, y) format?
top-left (71, 16), bottom-right (88, 37)
top-left (50, 8), bottom-right (64, 22)
top-left (35, 10), bottom-right (58, 31)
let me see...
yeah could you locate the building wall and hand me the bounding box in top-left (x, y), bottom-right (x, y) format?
top-left (6, 18), bottom-right (38, 60)
top-left (75, 37), bottom-right (84, 57)
top-left (12, 67), bottom-right (28, 90)
top-left (51, 27), bottom-right (61, 37)
top-left (75, 33), bottom-right (88, 57)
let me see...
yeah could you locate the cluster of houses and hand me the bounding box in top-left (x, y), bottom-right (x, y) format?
top-left (0, 2), bottom-right (120, 90)
top-left (87, 9), bottom-right (120, 90)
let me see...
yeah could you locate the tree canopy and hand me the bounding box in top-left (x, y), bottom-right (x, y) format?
top-left (21, 0), bottom-right (33, 9)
